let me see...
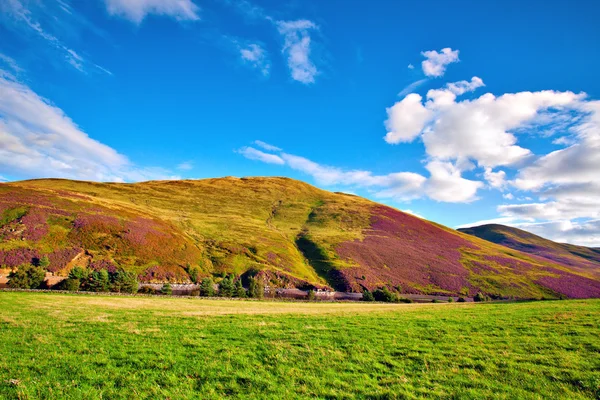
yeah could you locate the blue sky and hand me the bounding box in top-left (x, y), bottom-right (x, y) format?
top-left (1, 0), bottom-right (600, 245)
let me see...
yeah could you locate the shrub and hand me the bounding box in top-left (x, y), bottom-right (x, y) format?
top-left (190, 289), bottom-right (200, 296)
top-left (307, 290), bottom-right (316, 301)
top-left (161, 283), bottom-right (173, 295)
top-left (362, 289), bottom-right (375, 302)
top-left (234, 280), bottom-right (246, 298)
top-left (448, 297), bottom-right (454, 303)
top-left (7, 264), bottom-right (46, 289)
top-left (138, 286), bottom-right (159, 295)
top-left (60, 278), bottom-right (81, 291)
top-left (432, 299), bottom-right (440, 303)
top-left (199, 277), bottom-right (215, 297)
top-left (457, 297), bottom-right (466, 303)
top-left (373, 287), bottom-right (398, 303)
top-left (248, 276), bottom-right (264, 299)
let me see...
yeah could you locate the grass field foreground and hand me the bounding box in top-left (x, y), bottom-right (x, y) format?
top-left (0, 293), bottom-right (599, 399)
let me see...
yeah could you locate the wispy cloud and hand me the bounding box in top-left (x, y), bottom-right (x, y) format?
top-left (254, 140), bottom-right (281, 152)
top-left (0, 0), bottom-right (111, 75)
top-left (0, 72), bottom-right (175, 182)
top-left (397, 79), bottom-right (428, 98)
top-left (239, 43), bottom-right (271, 76)
top-left (177, 161), bottom-right (194, 171)
top-left (237, 147), bottom-right (285, 165)
top-left (276, 20), bottom-right (319, 84)
top-left (103, 0), bottom-right (200, 24)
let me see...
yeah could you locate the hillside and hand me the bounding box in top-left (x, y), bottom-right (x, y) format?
top-left (459, 224), bottom-right (600, 275)
top-left (1, 177), bottom-right (600, 298)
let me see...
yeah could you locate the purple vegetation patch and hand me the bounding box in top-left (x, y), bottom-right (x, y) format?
top-left (0, 248), bottom-right (41, 268)
top-left (46, 247), bottom-right (82, 273)
top-left (535, 267), bottom-right (600, 298)
top-left (336, 206), bottom-right (478, 294)
top-left (89, 259), bottom-right (118, 274)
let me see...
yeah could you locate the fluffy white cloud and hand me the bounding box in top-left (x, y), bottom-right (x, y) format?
top-left (424, 160), bottom-right (483, 202)
top-left (240, 43), bottom-right (270, 76)
top-left (385, 83), bottom-right (582, 168)
top-left (384, 94), bottom-right (432, 144)
top-left (104, 0), bottom-right (200, 23)
top-left (277, 20), bottom-right (319, 84)
top-left (421, 48), bottom-right (459, 77)
top-left (512, 220), bottom-right (600, 247)
top-left (484, 167), bottom-right (507, 189)
top-left (237, 147), bottom-right (285, 165)
top-left (0, 74), bottom-right (175, 181)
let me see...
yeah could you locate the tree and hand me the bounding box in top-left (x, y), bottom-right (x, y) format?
top-left (89, 269), bottom-right (110, 292)
top-left (39, 255), bottom-right (50, 270)
top-left (188, 265), bottom-right (202, 284)
top-left (474, 292), bottom-right (490, 302)
top-left (457, 297), bottom-right (466, 303)
top-left (7, 264), bottom-right (46, 289)
top-left (112, 270), bottom-right (138, 294)
top-left (199, 277), bottom-right (215, 297)
top-left (248, 276), bottom-right (264, 299)
top-left (218, 274), bottom-right (234, 297)
top-left (234, 280), bottom-right (246, 298)
top-left (161, 283), bottom-right (173, 295)
top-left (307, 290), bottom-right (316, 301)
top-left (373, 287), bottom-right (398, 303)
top-left (362, 289), bottom-right (375, 302)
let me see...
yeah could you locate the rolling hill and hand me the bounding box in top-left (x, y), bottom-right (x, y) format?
top-left (459, 224), bottom-right (600, 275)
top-left (1, 177), bottom-right (600, 299)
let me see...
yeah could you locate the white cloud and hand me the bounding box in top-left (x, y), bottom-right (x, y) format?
top-left (455, 216), bottom-right (523, 229)
top-left (503, 193), bottom-right (514, 200)
top-left (238, 147), bottom-right (285, 165)
top-left (407, 64), bottom-right (414, 70)
top-left (104, 0), bottom-right (200, 23)
top-left (240, 43), bottom-right (270, 76)
top-left (177, 161), bottom-right (193, 170)
top-left (254, 140), bottom-right (281, 152)
top-left (446, 76), bottom-right (484, 95)
top-left (385, 84), bottom-right (582, 168)
top-left (421, 47), bottom-right (459, 77)
top-left (511, 219), bottom-right (600, 247)
top-left (0, 53), bottom-right (22, 74)
top-left (0, 74), bottom-right (173, 181)
top-left (484, 167), bottom-right (507, 189)
top-left (384, 93), bottom-right (432, 144)
top-left (424, 160), bottom-right (483, 202)
top-left (277, 20), bottom-right (319, 84)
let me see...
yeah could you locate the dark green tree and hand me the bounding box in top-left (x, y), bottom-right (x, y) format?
top-left (60, 278), bottom-right (81, 291)
top-left (199, 277), bottom-right (215, 297)
top-left (307, 290), bottom-right (316, 301)
top-left (112, 270), bottom-right (139, 293)
top-left (234, 279), bottom-right (246, 298)
top-left (362, 289), bottom-right (375, 302)
top-left (89, 270), bottom-right (110, 292)
top-left (218, 274), bottom-right (234, 297)
top-left (7, 264), bottom-right (46, 289)
top-left (161, 283), bottom-right (173, 295)
top-left (248, 276), bottom-right (264, 299)
top-left (38, 255), bottom-right (50, 270)
top-left (187, 265), bottom-right (202, 284)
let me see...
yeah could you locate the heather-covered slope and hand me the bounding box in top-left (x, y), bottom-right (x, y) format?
top-left (458, 224), bottom-right (600, 276)
top-left (1, 177), bottom-right (600, 298)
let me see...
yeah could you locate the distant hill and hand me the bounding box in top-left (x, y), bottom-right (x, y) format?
top-left (459, 224), bottom-right (600, 275)
top-left (1, 177), bottom-right (599, 298)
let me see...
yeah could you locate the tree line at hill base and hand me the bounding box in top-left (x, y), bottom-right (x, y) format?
top-left (6, 262), bottom-right (492, 303)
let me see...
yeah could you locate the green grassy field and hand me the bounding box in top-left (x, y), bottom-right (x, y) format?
top-left (0, 293), bottom-right (599, 399)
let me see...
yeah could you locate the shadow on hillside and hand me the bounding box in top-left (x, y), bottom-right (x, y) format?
top-left (295, 233), bottom-right (348, 291)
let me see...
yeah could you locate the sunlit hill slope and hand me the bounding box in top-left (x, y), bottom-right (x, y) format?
top-left (1, 177), bottom-right (599, 298)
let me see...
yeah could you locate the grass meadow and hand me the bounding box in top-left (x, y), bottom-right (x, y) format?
top-left (0, 293), bottom-right (599, 399)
